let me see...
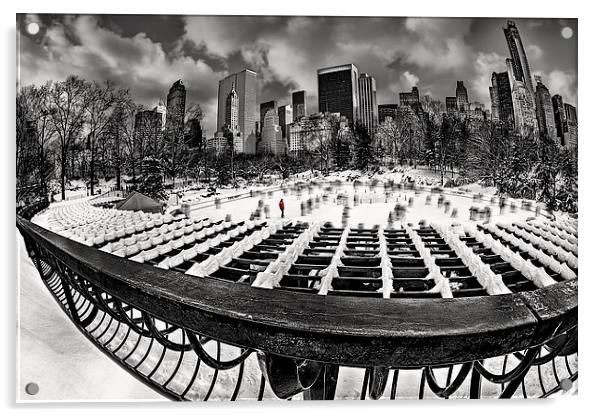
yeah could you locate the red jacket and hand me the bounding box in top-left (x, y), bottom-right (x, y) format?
top-left (279, 200), bottom-right (285, 210)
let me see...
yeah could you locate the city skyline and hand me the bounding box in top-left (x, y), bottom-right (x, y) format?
top-left (17, 14), bottom-right (577, 135)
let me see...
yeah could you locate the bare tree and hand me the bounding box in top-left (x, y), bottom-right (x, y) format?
top-left (121, 102), bottom-right (144, 190)
top-left (375, 116), bottom-right (403, 163)
top-left (17, 83), bottom-right (56, 201)
top-left (49, 76), bottom-right (89, 200)
top-left (84, 80), bottom-right (129, 195)
top-left (184, 103), bottom-right (206, 181)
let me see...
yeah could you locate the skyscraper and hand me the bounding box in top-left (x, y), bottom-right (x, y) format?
top-left (552, 94), bottom-right (567, 146)
top-left (489, 86), bottom-right (499, 121)
top-left (534, 75), bottom-right (558, 141)
top-left (224, 84), bottom-right (239, 131)
top-left (166, 80), bottom-right (186, 135)
top-left (317, 63), bottom-right (359, 125)
top-left (358, 73), bottom-right (378, 135)
top-left (217, 69), bottom-right (258, 154)
top-left (564, 103), bottom-right (577, 123)
top-left (184, 118), bottom-right (203, 149)
top-left (292, 90), bottom-right (306, 121)
top-left (504, 20), bottom-right (535, 99)
top-left (490, 72), bottom-right (514, 125)
top-left (260, 100), bottom-right (278, 133)
top-left (564, 103), bottom-right (578, 148)
top-left (455, 81), bottom-right (468, 112)
top-left (261, 109), bottom-right (286, 155)
top-left (506, 58), bottom-right (538, 136)
top-left (277, 104), bottom-right (293, 140)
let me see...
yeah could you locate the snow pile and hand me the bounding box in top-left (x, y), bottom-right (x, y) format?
top-left (548, 218), bottom-right (578, 236)
top-left (186, 220), bottom-right (278, 278)
top-left (529, 221), bottom-right (578, 253)
top-left (482, 224), bottom-right (576, 281)
top-left (377, 228), bottom-right (394, 298)
top-left (406, 226), bottom-right (452, 298)
top-left (464, 224), bottom-right (556, 288)
top-left (252, 223), bottom-right (321, 289)
top-left (434, 224), bottom-right (511, 295)
top-left (317, 226), bottom-right (350, 295)
top-left (512, 223), bottom-right (578, 268)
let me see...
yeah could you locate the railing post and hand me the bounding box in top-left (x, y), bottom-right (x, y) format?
top-left (469, 362), bottom-right (482, 399)
top-left (59, 275), bottom-right (81, 325)
top-left (302, 364), bottom-right (339, 400)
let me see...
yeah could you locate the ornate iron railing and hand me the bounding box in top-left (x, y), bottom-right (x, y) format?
top-left (17, 207), bottom-right (577, 400)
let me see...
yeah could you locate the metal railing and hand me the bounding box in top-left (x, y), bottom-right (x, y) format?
top-left (16, 205), bottom-right (577, 400)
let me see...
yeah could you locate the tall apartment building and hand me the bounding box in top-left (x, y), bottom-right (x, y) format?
top-left (358, 73), bottom-right (378, 135)
top-left (278, 105), bottom-right (293, 140)
top-left (490, 71), bottom-right (514, 125)
top-left (564, 103), bottom-right (578, 148)
top-left (261, 109), bottom-right (286, 155)
top-left (534, 75), bottom-right (558, 141)
top-left (504, 20), bottom-right (535, 99)
top-left (217, 69), bottom-right (257, 154)
top-left (552, 94), bottom-right (567, 146)
top-left (317, 64), bottom-right (359, 125)
top-left (260, 100), bottom-right (278, 133)
top-left (292, 90), bottom-right (306, 121)
top-left (489, 86), bottom-right (499, 121)
top-left (506, 59), bottom-right (538, 137)
top-left (455, 81), bottom-right (469, 112)
top-left (166, 80), bottom-right (186, 135)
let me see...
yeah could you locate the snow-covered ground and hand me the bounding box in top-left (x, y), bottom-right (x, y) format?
top-left (17, 176), bottom-right (577, 401)
top-left (16, 231), bottom-right (163, 402)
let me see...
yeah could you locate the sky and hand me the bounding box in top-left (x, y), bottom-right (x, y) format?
top-left (17, 14), bottom-right (577, 135)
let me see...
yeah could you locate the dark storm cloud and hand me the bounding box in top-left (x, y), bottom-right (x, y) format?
top-left (18, 14), bottom-right (577, 135)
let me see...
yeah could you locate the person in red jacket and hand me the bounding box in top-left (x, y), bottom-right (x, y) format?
top-left (278, 198), bottom-right (285, 218)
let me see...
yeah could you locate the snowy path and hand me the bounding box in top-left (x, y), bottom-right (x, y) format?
top-left (17, 231), bottom-right (164, 402)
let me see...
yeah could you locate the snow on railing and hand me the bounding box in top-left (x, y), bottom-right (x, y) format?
top-left (377, 228), bottom-right (394, 298)
top-left (433, 224), bottom-right (511, 295)
top-left (462, 224), bottom-right (556, 289)
top-left (317, 226), bottom-right (350, 295)
top-left (481, 224), bottom-right (576, 281)
top-left (512, 222), bottom-right (578, 267)
top-left (252, 222), bottom-right (321, 289)
top-left (406, 225), bottom-right (452, 298)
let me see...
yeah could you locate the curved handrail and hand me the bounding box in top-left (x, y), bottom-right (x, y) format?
top-left (16, 214), bottom-right (577, 369)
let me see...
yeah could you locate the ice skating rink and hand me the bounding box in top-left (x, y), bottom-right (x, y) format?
top-left (16, 178), bottom-right (577, 401)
